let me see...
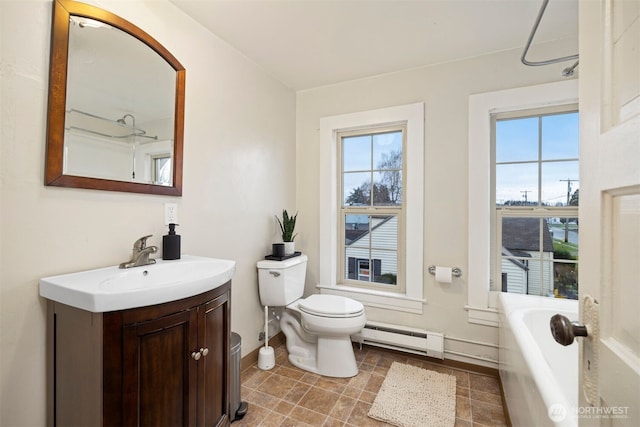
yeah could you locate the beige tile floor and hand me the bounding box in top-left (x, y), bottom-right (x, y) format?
top-left (235, 343), bottom-right (508, 427)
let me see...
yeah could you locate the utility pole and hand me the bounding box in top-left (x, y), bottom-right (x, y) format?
top-left (560, 179), bottom-right (579, 242)
top-left (520, 190), bottom-right (531, 204)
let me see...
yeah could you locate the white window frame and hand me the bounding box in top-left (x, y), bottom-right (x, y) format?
top-left (339, 126), bottom-right (405, 293)
top-left (319, 103), bottom-right (424, 314)
top-left (150, 153), bottom-right (171, 185)
top-left (468, 80), bottom-right (578, 326)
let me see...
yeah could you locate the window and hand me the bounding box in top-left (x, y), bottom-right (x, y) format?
top-left (493, 108), bottom-right (579, 299)
top-left (339, 127), bottom-right (405, 292)
top-left (319, 103), bottom-right (424, 314)
top-left (151, 153), bottom-right (171, 186)
top-left (467, 80), bottom-right (578, 326)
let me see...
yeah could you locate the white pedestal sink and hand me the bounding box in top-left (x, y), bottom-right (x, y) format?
top-left (39, 255), bottom-right (236, 312)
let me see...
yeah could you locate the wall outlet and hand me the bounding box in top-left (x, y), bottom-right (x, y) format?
top-left (164, 203), bottom-right (178, 225)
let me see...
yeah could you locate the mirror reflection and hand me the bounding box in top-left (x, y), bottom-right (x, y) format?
top-left (65, 16), bottom-right (175, 186)
top-left (46, 0), bottom-right (185, 196)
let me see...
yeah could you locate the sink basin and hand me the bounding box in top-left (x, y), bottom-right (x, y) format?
top-left (39, 255), bottom-right (236, 312)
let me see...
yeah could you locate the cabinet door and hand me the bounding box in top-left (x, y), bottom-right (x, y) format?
top-left (198, 292), bottom-right (231, 427)
top-left (123, 309), bottom-right (198, 427)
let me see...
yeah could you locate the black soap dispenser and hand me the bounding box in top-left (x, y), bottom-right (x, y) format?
top-left (162, 223), bottom-right (181, 260)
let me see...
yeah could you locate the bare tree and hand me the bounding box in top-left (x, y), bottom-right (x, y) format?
top-left (376, 150), bottom-right (402, 204)
top-left (345, 150), bottom-right (403, 206)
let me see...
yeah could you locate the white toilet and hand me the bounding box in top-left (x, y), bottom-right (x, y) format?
top-left (257, 254), bottom-right (366, 378)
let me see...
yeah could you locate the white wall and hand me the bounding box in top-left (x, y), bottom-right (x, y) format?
top-left (296, 40), bottom-right (577, 366)
top-left (0, 1), bottom-right (295, 425)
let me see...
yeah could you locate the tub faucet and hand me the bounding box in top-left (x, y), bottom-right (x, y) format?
top-left (119, 235), bottom-right (158, 269)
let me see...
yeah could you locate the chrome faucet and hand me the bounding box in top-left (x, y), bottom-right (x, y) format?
top-left (119, 235), bottom-right (158, 269)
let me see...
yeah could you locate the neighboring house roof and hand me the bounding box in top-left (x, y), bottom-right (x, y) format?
top-left (345, 228), bottom-right (368, 245)
top-left (501, 246), bottom-right (529, 270)
top-left (345, 216), bottom-right (394, 245)
top-left (502, 217), bottom-right (554, 252)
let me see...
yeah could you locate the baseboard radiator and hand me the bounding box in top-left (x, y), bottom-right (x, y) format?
top-left (352, 321), bottom-right (444, 359)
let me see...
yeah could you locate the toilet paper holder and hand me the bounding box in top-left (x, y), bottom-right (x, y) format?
top-left (427, 265), bottom-right (462, 277)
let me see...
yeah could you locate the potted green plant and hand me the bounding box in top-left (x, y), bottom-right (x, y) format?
top-left (276, 209), bottom-right (298, 255)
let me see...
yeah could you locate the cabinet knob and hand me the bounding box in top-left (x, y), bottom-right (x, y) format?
top-left (191, 351), bottom-right (201, 361)
top-left (200, 347), bottom-right (209, 357)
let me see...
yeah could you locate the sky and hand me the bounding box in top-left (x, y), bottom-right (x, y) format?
top-left (495, 111), bottom-right (579, 205)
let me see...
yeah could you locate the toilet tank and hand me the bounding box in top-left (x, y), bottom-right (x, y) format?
top-left (257, 254), bottom-right (307, 306)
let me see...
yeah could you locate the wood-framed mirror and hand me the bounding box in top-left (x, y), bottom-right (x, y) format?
top-left (46, 0), bottom-right (185, 196)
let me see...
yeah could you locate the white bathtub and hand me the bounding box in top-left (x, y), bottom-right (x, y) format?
top-left (498, 292), bottom-right (579, 427)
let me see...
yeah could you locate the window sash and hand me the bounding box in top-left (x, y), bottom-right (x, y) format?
top-left (491, 106), bottom-right (579, 295)
top-left (495, 210), bottom-right (579, 296)
top-left (492, 107), bottom-right (579, 208)
top-left (339, 126), bottom-right (405, 208)
top-left (337, 126), bottom-right (406, 292)
top-left (340, 212), bottom-right (404, 291)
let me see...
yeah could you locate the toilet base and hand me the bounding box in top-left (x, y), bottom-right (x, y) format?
top-left (281, 312), bottom-right (359, 378)
top-left (317, 335), bottom-right (359, 377)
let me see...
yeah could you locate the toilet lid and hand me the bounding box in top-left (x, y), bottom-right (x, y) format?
top-left (298, 294), bottom-right (364, 317)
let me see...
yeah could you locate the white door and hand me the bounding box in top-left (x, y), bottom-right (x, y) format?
top-left (579, 0), bottom-right (640, 425)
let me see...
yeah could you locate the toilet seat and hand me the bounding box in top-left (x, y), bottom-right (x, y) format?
top-left (298, 294), bottom-right (364, 318)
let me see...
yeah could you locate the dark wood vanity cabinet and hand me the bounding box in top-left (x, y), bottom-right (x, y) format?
top-left (48, 282), bottom-right (231, 427)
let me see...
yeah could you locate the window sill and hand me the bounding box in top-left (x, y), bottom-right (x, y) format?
top-left (316, 284), bottom-right (424, 314)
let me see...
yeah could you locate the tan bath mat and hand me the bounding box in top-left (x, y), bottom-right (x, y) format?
top-left (368, 361), bottom-right (456, 427)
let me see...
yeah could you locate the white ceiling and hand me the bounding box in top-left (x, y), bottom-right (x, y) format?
top-left (170, 0), bottom-right (578, 91)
